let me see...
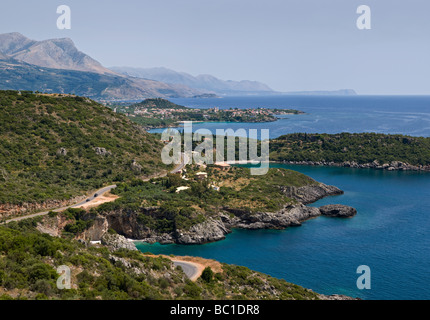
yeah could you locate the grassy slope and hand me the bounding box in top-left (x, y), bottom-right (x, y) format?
top-left (0, 90), bottom-right (168, 205)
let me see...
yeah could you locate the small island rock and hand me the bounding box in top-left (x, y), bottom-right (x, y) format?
top-left (319, 204), bottom-right (357, 218)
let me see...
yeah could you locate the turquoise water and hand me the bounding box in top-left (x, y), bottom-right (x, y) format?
top-left (136, 165), bottom-right (430, 300)
top-left (141, 96), bottom-right (430, 300)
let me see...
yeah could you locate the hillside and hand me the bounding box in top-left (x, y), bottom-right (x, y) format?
top-left (131, 98), bottom-right (188, 110)
top-left (0, 219), bottom-right (325, 300)
top-left (270, 133), bottom-right (430, 169)
top-left (81, 165), bottom-right (347, 244)
top-left (0, 91), bottom-right (169, 212)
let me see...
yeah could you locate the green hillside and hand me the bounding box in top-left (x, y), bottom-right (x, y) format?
top-left (0, 90), bottom-right (168, 206)
top-left (270, 132), bottom-right (430, 166)
top-left (130, 98), bottom-right (187, 110)
top-left (0, 219), bottom-right (320, 300)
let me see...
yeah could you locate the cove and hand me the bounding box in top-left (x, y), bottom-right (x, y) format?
top-left (136, 164), bottom-right (430, 300)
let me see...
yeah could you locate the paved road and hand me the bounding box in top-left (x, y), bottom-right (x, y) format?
top-left (171, 152), bottom-right (190, 173)
top-left (173, 260), bottom-right (200, 280)
top-left (4, 184), bottom-right (118, 224)
top-left (3, 152), bottom-right (189, 224)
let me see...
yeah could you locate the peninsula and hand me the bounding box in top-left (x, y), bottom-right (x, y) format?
top-left (111, 98), bottom-right (304, 129)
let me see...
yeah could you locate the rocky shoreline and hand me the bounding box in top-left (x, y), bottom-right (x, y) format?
top-left (137, 202), bottom-right (356, 245)
top-left (98, 182), bottom-right (356, 245)
top-left (278, 159), bottom-right (430, 172)
top-left (31, 182), bottom-right (356, 247)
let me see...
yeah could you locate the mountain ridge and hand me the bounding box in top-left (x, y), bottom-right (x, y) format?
top-left (0, 32), bottom-right (114, 75)
top-left (110, 66), bottom-right (274, 95)
top-left (0, 33), bottom-right (207, 100)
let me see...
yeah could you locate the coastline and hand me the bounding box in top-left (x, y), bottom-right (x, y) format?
top-left (272, 160), bottom-right (430, 172)
top-left (124, 183), bottom-right (354, 246)
top-left (218, 159), bottom-right (430, 172)
top-left (142, 112), bottom-right (304, 131)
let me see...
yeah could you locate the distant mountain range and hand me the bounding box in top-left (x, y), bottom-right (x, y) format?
top-left (0, 33), bottom-right (205, 100)
top-left (0, 32), bottom-right (357, 100)
top-left (110, 66), bottom-right (274, 96)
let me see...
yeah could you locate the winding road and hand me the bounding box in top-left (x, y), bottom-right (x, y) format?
top-left (4, 184), bottom-right (117, 224)
top-left (172, 260), bottom-right (202, 281)
top-left (3, 152), bottom-right (188, 224)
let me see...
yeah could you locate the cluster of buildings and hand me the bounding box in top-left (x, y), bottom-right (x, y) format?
top-left (174, 163), bottom-right (231, 193)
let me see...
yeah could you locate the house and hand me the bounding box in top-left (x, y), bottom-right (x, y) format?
top-left (195, 172), bottom-right (208, 180)
top-left (214, 162), bottom-right (230, 169)
top-left (176, 186), bottom-right (190, 193)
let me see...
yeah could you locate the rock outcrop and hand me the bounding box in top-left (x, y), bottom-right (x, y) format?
top-left (56, 147), bottom-right (67, 156)
top-left (131, 160), bottom-right (143, 173)
top-left (281, 183), bottom-right (343, 204)
top-left (176, 218), bottom-right (230, 244)
top-left (94, 147), bottom-right (111, 156)
top-left (101, 233), bottom-right (137, 251)
top-left (223, 204), bottom-right (321, 229)
top-left (319, 204), bottom-right (357, 218)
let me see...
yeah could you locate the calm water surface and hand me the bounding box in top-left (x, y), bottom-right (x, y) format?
top-left (142, 96), bottom-right (430, 300)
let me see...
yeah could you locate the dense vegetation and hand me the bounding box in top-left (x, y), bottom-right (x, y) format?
top-left (0, 90), bottom-right (169, 206)
top-left (0, 220), bottom-right (320, 300)
top-left (130, 98), bottom-right (188, 110)
top-left (96, 166), bottom-right (316, 234)
top-left (270, 132), bottom-right (430, 166)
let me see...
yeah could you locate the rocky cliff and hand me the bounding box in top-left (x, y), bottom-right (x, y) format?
top-left (68, 183), bottom-right (355, 245)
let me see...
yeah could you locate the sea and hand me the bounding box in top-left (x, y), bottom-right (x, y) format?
top-left (140, 95), bottom-right (430, 300)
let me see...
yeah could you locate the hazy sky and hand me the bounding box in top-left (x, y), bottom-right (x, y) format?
top-left (1, 0), bottom-right (429, 94)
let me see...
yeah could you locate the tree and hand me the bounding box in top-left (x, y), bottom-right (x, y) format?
top-left (200, 267), bottom-right (214, 283)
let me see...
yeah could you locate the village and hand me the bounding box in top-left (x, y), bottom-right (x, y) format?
top-left (113, 98), bottom-right (303, 127)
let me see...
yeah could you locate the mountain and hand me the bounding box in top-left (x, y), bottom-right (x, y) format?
top-left (0, 57), bottom-right (203, 100)
top-left (110, 66), bottom-right (274, 95)
top-left (0, 33), bottom-right (206, 100)
top-left (0, 32), bottom-right (114, 75)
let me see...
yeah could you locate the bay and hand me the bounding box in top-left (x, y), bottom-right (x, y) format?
top-left (140, 95), bottom-right (430, 300)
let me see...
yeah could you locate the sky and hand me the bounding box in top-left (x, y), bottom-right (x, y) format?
top-left (0, 0), bottom-right (429, 95)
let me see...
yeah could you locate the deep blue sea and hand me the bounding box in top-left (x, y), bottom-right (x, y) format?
top-left (149, 95), bottom-right (430, 138)
top-left (142, 95), bottom-right (430, 300)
